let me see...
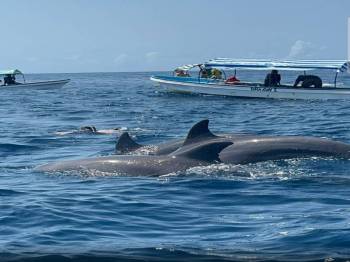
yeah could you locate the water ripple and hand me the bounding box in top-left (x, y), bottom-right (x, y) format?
top-left (1, 72), bottom-right (350, 260)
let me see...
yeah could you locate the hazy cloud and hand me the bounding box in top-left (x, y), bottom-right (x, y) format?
top-left (145, 51), bottom-right (159, 63)
top-left (286, 40), bottom-right (328, 59)
top-left (287, 40), bottom-right (313, 59)
top-left (113, 53), bottom-right (128, 65)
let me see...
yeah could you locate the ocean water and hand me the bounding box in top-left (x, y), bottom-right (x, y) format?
top-left (1, 71), bottom-right (350, 261)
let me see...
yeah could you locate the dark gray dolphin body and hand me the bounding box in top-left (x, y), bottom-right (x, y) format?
top-left (38, 120), bottom-right (350, 176)
top-left (36, 139), bottom-right (233, 176)
top-left (219, 136), bottom-right (350, 164)
top-left (116, 120), bottom-right (350, 164)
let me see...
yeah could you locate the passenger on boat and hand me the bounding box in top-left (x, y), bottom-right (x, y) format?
top-left (225, 76), bottom-right (240, 84)
top-left (200, 68), bottom-right (212, 78)
top-left (293, 75), bottom-right (322, 88)
top-left (264, 70), bottom-right (281, 87)
top-left (175, 69), bottom-right (190, 77)
top-left (4, 74), bottom-right (20, 86)
top-left (4, 74), bottom-right (15, 85)
top-left (211, 68), bottom-right (222, 79)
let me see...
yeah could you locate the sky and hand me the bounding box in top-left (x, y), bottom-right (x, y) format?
top-left (0, 0), bottom-right (349, 73)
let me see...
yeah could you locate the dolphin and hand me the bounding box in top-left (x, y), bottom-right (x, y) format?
top-left (116, 120), bottom-right (350, 164)
top-left (36, 138), bottom-right (233, 176)
top-left (219, 136), bottom-right (350, 164)
top-left (116, 119), bottom-right (220, 155)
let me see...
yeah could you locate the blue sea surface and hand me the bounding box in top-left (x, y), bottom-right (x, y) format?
top-left (1, 71), bottom-right (350, 261)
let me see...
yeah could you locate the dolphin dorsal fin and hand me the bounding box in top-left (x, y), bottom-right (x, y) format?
top-left (173, 141), bottom-right (233, 162)
top-left (115, 132), bottom-right (142, 153)
top-left (183, 119), bottom-right (217, 146)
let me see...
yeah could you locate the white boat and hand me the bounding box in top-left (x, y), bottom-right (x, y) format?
top-left (0, 69), bottom-right (70, 89)
top-left (150, 59), bottom-right (350, 100)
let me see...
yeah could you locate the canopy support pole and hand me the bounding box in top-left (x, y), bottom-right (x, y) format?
top-left (222, 70), bottom-right (226, 80)
top-left (198, 68), bottom-right (202, 83)
top-left (334, 72), bottom-right (338, 88)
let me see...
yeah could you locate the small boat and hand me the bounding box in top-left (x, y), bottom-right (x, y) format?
top-left (0, 69), bottom-right (70, 89)
top-left (150, 58), bottom-right (350, 100)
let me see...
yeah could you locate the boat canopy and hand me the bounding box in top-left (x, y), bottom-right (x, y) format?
top-left (0, 69), bottom-right (23, 75)
top-left (205, 58), bottom-right (349, 72)
top-left (175, 64), bottom-right (202, 71)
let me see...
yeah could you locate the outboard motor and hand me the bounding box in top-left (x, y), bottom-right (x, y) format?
top-left (294, 75), bottom-right (322, 88)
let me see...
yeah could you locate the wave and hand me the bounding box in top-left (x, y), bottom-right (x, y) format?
top-left (0, 188), bottom-right (24, 196)
top-left (0, 143), bottom-right (40, 151)
top-left (0, 143), bottom-right (41, 157)
top-left (1, 247), bottom-right (349, 262)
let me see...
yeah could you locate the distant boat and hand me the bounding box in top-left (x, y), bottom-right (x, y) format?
top-left (0, 69), bottom-right (70, 89)
top-left (150, 59), bottom-right (350, 100)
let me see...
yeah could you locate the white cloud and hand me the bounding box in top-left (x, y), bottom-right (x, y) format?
top-left (287, 40), bottom-right (313, 59)
top-left (286, 40), bottom-right (329, 60)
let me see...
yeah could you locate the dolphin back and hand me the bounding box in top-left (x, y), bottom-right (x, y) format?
top-left (219, 137), bottom-right (350, 164)
top-left (173, 140), bottom-right (233, 162)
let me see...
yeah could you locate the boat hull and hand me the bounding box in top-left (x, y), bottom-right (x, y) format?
top-left (150, 76), bottom-right (350, 100)
top-left (2, 79), bottom-right (70, 89)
